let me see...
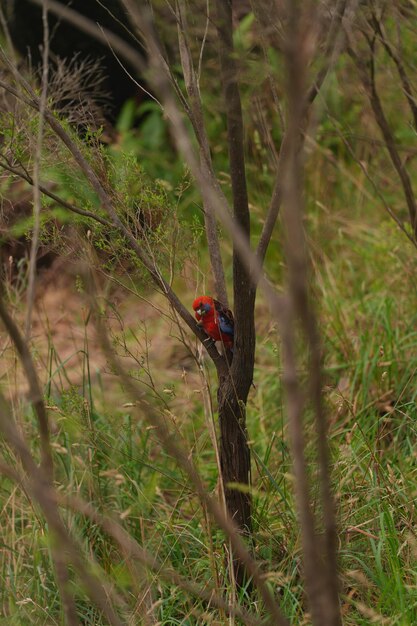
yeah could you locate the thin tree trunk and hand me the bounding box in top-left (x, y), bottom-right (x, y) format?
top-left (217, 371), bottom-right (252, 586)
top-left (217, 377), bottom-right (251, 532)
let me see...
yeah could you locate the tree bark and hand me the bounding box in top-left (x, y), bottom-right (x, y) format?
top-left (217, 368), bottom-right (252, 586)
top-left (217, 375), bottom-right (251, 533)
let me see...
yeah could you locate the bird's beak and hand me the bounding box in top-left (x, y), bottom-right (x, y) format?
top-left (196, 308), bottom-right (203, 316)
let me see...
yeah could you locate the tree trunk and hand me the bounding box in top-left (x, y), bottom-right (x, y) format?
top-left (217, 342), bottom-right (254, 585)
top-left (218, 377), bottom-right (251, 533)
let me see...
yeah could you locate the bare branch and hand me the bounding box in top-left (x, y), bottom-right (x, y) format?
top-left (307, 0), bottom-right (351, 104)
top-left (350, 45), bottom-right (417, 236)
top-left (306, 121), bottom-right (417, 250)
top-left (28, 0), bottom-right (146, 74)
top-left (215, 1), bottom-right (250, 237)
top-left (280, 4), bottom-right (341, 624)
top-left (0, 292), bottom-right (53, 478)
top-left (370, 11), bottom-right (417, 131)
top-left (0, 157), bottom-right (113, 227)
top-left (215, 1), bottom-right (250, 244)
top-left (25, 0), bottom-right (49, 339)
top-left (256, 0), bottom-right (356, 269)
top-left (256, 132), bottom-right (290, 267)
top-left (176, 0), bottom-right (228, 305)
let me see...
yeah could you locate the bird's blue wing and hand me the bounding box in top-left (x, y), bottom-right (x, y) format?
top-left (218, 314), bottom-right (234, 336)
top-left (214, 300), bottom-right (234, 336)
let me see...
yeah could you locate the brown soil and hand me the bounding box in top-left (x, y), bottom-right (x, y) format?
top-left (1, 259), bottom-right (200, 411)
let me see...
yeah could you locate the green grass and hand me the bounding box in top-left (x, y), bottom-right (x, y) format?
top-left (3, 147), bottom-right (417, 624)
top-left (3, 233), bottom-right (417, 625)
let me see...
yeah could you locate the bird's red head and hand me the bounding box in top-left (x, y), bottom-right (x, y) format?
top-left (193, 295), bottom-right (214, 320)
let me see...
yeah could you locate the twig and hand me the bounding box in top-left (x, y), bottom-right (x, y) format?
top-left (306, 120), bottom-right (417, 250)
top-left (307, 0), bottom-right (351, 104)
top-left (0, 157), bottom-right (113, 227)
top-left (28, 0), bottom-right (146, 74)
top-left (98, 23), bottom-right (162, 108)
top-left (349, 45), bottom-right (417, 236)
top-left (370, 11), bottom-right (417, 131)
top-left (256, 0), bottom-right (355, 269)
top-left (0, 292), bottom-right (53, 478)
top-left (25, 0), bottom-right (49, 339)
top-left (176, 0), bottom-right (228, 305)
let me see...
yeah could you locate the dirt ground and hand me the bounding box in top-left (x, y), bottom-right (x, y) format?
top-left (0, 259), bottom-right (202, 412)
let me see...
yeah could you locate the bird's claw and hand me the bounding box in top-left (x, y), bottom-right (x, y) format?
top-left (203, 336), bottom-right (215, 347)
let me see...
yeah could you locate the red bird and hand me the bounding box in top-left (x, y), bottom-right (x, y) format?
top-left (192, 295), bottom-right (234, 349)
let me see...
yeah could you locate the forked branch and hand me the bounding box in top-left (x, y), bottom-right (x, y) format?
top-left (370, 11), bottom-right (417, 131)
top-left (349, 44), bottom-right (417, 236)
top-left (256, 0), bottom-right (354, 269)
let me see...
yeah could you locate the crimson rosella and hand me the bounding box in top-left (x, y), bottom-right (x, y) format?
top-left (192, 295), bottom-right (234, 349)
